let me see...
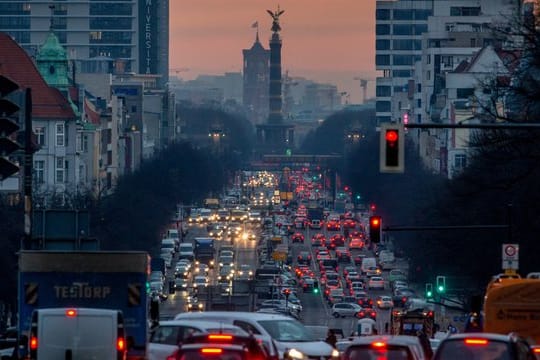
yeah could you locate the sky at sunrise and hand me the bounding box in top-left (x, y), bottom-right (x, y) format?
top-left (169, 0), bottom-right (377, 103)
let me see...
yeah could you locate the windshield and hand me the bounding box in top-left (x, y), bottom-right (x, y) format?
top-left (434, 339), bottom-right (511, 360)
top-left (258, 320), bottom-right (315, 342)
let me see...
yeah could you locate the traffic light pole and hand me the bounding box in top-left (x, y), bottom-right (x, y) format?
top-left (23, 88), bottom-right (32, 250)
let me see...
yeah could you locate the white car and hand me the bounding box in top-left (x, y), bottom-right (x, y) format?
top-left (376, 295), bottom-right (394, 309)
top-left (192, 275), bottom-right (208, 289)
top-left (148, 320), bottom-right (247, 360)
top-left (331, 302), bottom-right (363, 318)
top-left (368, 276), bottom-right (385, 290)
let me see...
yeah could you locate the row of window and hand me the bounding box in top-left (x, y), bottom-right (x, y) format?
top-left (89, 46), bottom-right (132, 58)
top-left (89, 31), bottom-right (133, 44)
top-left (376, 8), bottom-right (432, 21)
top-left (376, 39), bottom-right (423, 51)
top-left (33, 158), bottom-right (66, 184)
top-left (376, 24), bottom-right (428, 36)
top-left (34, 123), bottom-right (66, 148)
top-left (90, 18), bottom-right (132, 30)
top-left (376, 54), bottom-right (422, 66)
top-left (90, 3), bottom-right (132, 16)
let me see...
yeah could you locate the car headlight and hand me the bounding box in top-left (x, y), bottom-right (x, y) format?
top-left (248, 271), bottom-right (253, 276)
top-left (210, 260), bottom-right (215, 266)
top-left (331, 349), bottom-right (340, 358)
top-left (285, 348), bottom-right (305, 360)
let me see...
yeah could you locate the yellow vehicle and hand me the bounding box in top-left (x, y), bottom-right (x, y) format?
top-left (483, 272), bottom-right (540, 344)
top-left (390, 309), bottom-right (435, 337)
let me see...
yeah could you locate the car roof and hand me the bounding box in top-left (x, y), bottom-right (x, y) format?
top-left (175, 311), bottom-right (296, 322)
top-left (350, 335), bottom-right (422, 346)
top-left (157, 319), bottom-right (245, 330)
top-left (442, 332), bottom-right (521, 342)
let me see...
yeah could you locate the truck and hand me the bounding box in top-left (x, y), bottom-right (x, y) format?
top-left (482, 273), bottom-right (540, 344)
top-left (390, 308), bottom-right (435, 338)
top-left (18, 251), bottom-right (150, 360)
top-left (194, 237), bottom-right (215, 268)
top-left (307, 206), bottom-right (324, 223)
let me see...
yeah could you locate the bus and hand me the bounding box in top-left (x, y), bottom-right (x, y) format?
top-left (483, 274), bottom-right (540, 344)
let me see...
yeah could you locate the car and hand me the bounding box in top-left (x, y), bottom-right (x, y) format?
top-left (332, 302), bottom-right (363, 318)
top-left (178, 332), bottom-right (272, 360)
top-left (349, 237), bottom-right (364, 250)
top-left (355, 291), bottom-right (374, 308)
top-left (392, 280), bottom-right (409, 291)
top-left (343, 218), bottom-right (356, 229)
top-left (368, 276), bottom-right (385, 290)
top-left (236, 264), bottom-right (254, 280)
top-left (291, 233), bottom-right (305, 243)
top-left (192, 275), bottom-right (209, 289)
top-left (297, 251), bottom-right (312, 265)
top-left (342, 335), bottom-right (427, 360)
top-left (433, 333), bottom-right (536, 360)
top-left (376, 295), bottom-right (394, 309)
top-left (353, 254), bottom-right (366, 266)
top-left (357, 308), bottom-right (377, 320)
top-left (174, 278), bottom-right (189, 291)
top-left (532, 344), bottom-right (540, 359)
top-left (145, 319), bottom-right (251, 360)
top-left (389, 269), bottom-right (408, 283)
top-left (326, 220), bottom-right (341, 231)
top-left (173, 311), bottom-right (338, 360)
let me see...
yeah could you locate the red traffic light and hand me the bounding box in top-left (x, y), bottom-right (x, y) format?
top-left (385, 130), bottom-right (398, 143)
top-left (371, 217), bottom-right (380, 226)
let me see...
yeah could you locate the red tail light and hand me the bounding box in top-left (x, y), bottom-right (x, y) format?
top-left (372, 341), bottom-right (386, 348)
top-left (208, 334), bottom-right (233, 341)
top-left (201, 348), bottom-right (223, 354)
top-left (30, 336), bottom-right (38, 350)
top-left (65, 309), bottom-right (77, 317)
top-left (533, 348), bottom-right (540, 353)
top-left (117, 337), bottom-right (126, 351)
top-left (402, 297), bottom-right (407, 303)
top-left (465, 338), bottom-right (488, 346)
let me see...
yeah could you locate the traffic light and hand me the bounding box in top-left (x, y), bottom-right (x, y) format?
top-left (425, 283), bottom-right (433, 298)
top-left (283, 288), bottom-right (291, 299)
top-left (369, 216), bottom-right (382, 243)
top-left (313, 281), bottom-right (319, 294)
top-left (436, 276), bottom-right (446, 293)
top-left (379, 123), bottom-right (404, 173)
top-left (0, 75), bottom-right (21, 180)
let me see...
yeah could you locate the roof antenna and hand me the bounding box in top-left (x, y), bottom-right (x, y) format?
top-left (49, 4), bottom-right (55, 31)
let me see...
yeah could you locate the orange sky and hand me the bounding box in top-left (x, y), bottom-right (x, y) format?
top-left (169, 0), bottom-right (377, 103)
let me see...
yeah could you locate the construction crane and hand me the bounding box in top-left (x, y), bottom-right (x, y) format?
top-left (353, 77), bottom-right (374, 104)
top-left (169, 67), bottom-right (190, 75)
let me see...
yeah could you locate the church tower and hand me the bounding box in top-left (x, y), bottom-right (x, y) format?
top-left (243, 27), bottom-right (270, 125)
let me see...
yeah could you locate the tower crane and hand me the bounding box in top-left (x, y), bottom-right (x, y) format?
top-left (353, 77), bottom-right (374, 104)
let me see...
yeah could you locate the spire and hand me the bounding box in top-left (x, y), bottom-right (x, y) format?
top-left (49, 4), bottom-right (55, 32)
top-left (256, 28), bottom-right (260, 43)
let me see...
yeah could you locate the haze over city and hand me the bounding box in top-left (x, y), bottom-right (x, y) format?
top-left (169, 0), bottom-right (377, 103)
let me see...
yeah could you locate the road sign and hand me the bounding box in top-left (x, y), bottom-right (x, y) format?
top-left (272, 251), bottom-right (287, 262)
top-left (502, 243), bottom-right (519, 270)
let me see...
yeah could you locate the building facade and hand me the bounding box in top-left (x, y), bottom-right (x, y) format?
top-left (0, 0), bottom-right (169, 86)
top-left (243, 32), bottom-right (270, 125)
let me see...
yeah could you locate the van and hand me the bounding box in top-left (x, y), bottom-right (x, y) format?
top-left (361, 257), bottom-right (377, 274)
top-left (174, 311), bottom-right (336, 360)
top-left (404, 298), bottom-right (430, 312)
top-left (29, 308), bottom-right (126, 360)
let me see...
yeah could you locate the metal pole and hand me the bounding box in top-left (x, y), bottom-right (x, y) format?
top-left (23, 88), bottom-right (32, 250)
top-left (507, 203), bottom-right (513, 243)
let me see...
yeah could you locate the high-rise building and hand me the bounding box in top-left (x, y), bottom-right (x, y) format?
top-left (243, 31), bottom-right (270, 124)
top-left (0, 0), bottom-right (169, 86)
top-left (375, 0), bottom-right (433, 124)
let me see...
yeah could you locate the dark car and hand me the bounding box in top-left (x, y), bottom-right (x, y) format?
top-left (343, 335), bottom-right (426, 360)
top-left (433, 333), bottom-right (536, 360)
top-left (291, 233), bottom-right (305, 243)
top-left (297, 251), bottom-right (312, 265)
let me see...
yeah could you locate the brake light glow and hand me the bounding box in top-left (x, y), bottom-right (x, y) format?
top-left (201, 348), bottom-right (224, 354)
top-left (117, 338), bottom-right (125, 351)
top-left (208, 334), bottom-right (233, 340)
top-left (533, 348), bottom-right (540, 353)
top-left (372, 341), bottom-right (386, 348)
top-left (30, 336), bottom-right (38, 350)
top-left (65, 309), bottom-right (77, 317)
top-left (465, 339), bottom-right (488, 345)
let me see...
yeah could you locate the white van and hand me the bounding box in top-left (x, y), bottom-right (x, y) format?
top-left (360, 257), bottom-right (377, 274)
top-left (174, 311), bottom-right (337, 360)
top-left (29, 308), bottom-right (126, 360)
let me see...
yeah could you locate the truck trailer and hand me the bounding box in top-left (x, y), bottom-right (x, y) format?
top-left (18, 251), bottom-right (150, 360)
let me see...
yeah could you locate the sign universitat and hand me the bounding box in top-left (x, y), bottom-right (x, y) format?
top-left (139, 0), bottom-right (158, 74)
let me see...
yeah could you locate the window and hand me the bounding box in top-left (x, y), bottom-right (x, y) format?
top-left (376, 39), bottom-right (390, 50)
top-left (376, 24), bottom-right (390, 35)
top-left (376, 9), bottom-right (390, 20)
top-left (414, 24), bottom-right (428, 35)
top-left (56, 157), bottom-right (65, 183)
top-left (457, 88), bottom-right (474, 99)
top-left (393, 39), bottom-right (414, 50)
top-left (393, 70), bottom-right (412, 78)
top-left (55, 123), bottom-right (65, 147)
top-left (417, 84), bottom-right (422, 93)
top-left (376, 55), bottom-right (390, 66)
top-left (454, 154), bottom-right (467, 169)
top-left (376, 86), bottom-right (391, 97)
top-left (34, 127), bottom-right (45, 146)
top-left (393, 55), bottom-right (415, 66)
top-left (441, 56), bottom-right (453, 68)
top-left (450, 7), bottom-right (480, 16)
top-left (417, 114), bottom-right (422, 123)
top-left (394, 86), bottom-right (407, 93)
top-left (417, 99), bottom-right (422, 108)
top-left (426, 55), bottom-right (431, 64)
top-left (34, 160), bottom-right (44, 184)
top-left (393, 24), bottom-right (413, 35)
top-left (426, 71), bottom-right (431, 80)
top-left (376, 116), bottom-right (392, 123)
top-left (233, 320), bottom-right (261, 335)
top-left (414, 9), bottom-right (432, 20)
top-left (376, 101), bottom-right (391, 113)
top-left (394, 9), bottom-right (413, 20)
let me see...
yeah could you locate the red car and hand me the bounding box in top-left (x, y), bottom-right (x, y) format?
top-left (357, 308), bottom-right (377, 320)
top-left (326, 220), bottom-right (341, 231)
top-left (343, 219), bottom-right (356, 229)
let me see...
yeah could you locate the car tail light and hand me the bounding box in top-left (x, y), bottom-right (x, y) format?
top-left (402, 296), bottom-right (407, 304)
top-left (533, 348), bottom-right (540, 353)
top-left (370, 311), bottom-right (376, 317)
top-left (201, 348), bottom-right (224, 354)
top-left (371, 341), bottom-right (386, 348)
top-left (65, 309), bottom-right (77, 317)
top-left (117, 338), bottom-right (126, 351)
top-left (208, 334), bottom-right (233, 340)
top-left (30, 336), bottom-right (38, 350)
top-left (465, 338), bottom-right (489, 346)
